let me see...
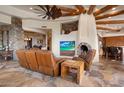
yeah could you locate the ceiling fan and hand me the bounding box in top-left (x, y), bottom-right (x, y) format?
top-left (31, 5), bottom-right (124, 33)
top-left (33, 5), bottom-right (62, 20)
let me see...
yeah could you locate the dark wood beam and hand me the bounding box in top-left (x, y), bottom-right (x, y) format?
top-left (75, 5), bottom-right (86, 14)
top-left (62, 12), bottom-right (80, 17)
top-left (96, 10), bottom-right (124, 20)
top-left (97, 25), bottom-right (121, 32)
top-left (87, 5), bottom-right (96, 15)
top-left (94, 5), bottom-right (118, 16)
top-left (96, 20), bottom-right (124, 24)
top-left (24, 30), bottom-right (44, 37)
top-left (57, 6), bottom-right (77, 13)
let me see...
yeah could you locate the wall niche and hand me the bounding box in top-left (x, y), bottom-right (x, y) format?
top-left (61, 21), bottom-right (78, 34)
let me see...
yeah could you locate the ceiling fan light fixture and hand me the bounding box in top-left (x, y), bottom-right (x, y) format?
top-left (112, 7), bottom-right (116, 11)
top-left (36, 5), bottom-right (62, 20)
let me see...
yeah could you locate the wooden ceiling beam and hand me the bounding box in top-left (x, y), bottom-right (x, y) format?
top-left (96, 20), bottom-right (124, 24)
top-left (75, 5), bottom-right (86, 14)
top-left (62, 12), bottom-right (80, 17)
top-left (24, 31), bottom-right (44, 37)
top-left (57, 6), bottom-right (77, 13)
top-left (97, 25), bottom-right (121, 32)
top-left (94, 5), bottom-right (118, 16)
top-left (95, 10), bottom-right (124, 20)
top-left (87, 5), bottom-right (96, 15)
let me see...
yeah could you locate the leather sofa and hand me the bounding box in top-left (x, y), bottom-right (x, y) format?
top-left (16, 50), bottom-right (30, 69)
top-left (16, 50), bottom-right (64, 76)
top-left (25, 50), bottom-right (39, 71)
top-left (36, 51), bottom-right (60, 76)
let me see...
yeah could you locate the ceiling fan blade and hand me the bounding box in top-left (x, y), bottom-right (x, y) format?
top-left (52, 6), bottom-right (62, 19)
top-left (50, 5), bottom-right (56, 15)
top-left (45, 5), bottom-right (51, 16)
top-left (45, 5), bottom-right (50, 12)
top-left (33, 8), bottom-right (41, 11)
top-left (42, 15), bottom-right (47, 19)
top-left (57, 8), bottom-right (62, 17)
top-left (38, 14), bottom-right (45, 16)
top-left (38, 5), bottom-right (47, 12)
top-left (47, 15), bottom-right (51, 20)
top-left (51, 5), bottom-right (58, 19)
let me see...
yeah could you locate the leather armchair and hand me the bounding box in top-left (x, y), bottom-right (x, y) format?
top-left (73, 49), bottom-right (96, 71)
top-left (84, 49), bottom-right (96, 71)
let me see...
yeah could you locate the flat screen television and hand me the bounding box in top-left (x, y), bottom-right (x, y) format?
top-left (60, 41), bottom-right (75, 56)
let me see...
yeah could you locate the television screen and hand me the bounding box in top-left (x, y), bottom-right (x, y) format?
top-left (60, 41), bottom-right (75, 56)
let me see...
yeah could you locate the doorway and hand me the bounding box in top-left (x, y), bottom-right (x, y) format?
top-left (46, 29), bottom-right (52, 50)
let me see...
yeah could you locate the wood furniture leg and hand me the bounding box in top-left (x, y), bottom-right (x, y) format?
top-left (77, 65), bottom-right (83, 84)
top-left (61, 65), bottom-right (69, 79)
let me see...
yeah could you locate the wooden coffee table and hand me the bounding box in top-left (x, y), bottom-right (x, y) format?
top-left (61, 60), bottom-right (84, 85)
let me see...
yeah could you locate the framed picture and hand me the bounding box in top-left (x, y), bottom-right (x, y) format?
top-left (60, 41), bottom-right (75, 56)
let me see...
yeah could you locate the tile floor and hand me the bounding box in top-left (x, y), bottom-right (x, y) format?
top-left (0, 58), bottom-right (124, 87)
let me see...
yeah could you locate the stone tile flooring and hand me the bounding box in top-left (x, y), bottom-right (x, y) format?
top-left (0, 59), bottom-right (124, 87)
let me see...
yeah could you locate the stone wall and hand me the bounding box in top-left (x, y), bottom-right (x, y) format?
top-left (9, 17), bottom-right (25, 60)
top-left (0, 17), bottom-right (25, 60)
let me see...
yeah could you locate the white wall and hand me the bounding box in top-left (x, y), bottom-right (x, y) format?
top-left (0, 13), bottom-right (11, 24)
top-left (78, 14), bottom-right (99, 62)
top-left (52, 30), bottom-right (78, 58)
top-left (22, 19), bottom-right (100, 61)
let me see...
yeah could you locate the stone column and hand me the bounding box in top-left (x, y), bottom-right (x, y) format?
top-left (9, 17), bottom-right (25, 60)
top-left (78, 14), bottom-right (99, 62)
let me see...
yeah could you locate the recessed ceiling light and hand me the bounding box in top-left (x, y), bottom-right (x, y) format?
top-left (108, 17), bottom-right (111, 18)
top-left (76, 9), bottom-right (79, 12)
top-left (30, 7), bottom-right (33, 10)
top-left (112, 8), bottom-right (116, 10)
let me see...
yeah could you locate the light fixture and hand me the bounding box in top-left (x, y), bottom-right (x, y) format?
top-left (72, 12), bottom-right (75, 14)
top-left (30, 7), bottom-right (33, 10)
top-left (108, 17), bottom-right (111, 18)
top-left (76, 9), bottom-right (79, 12)
top-left (24, 37), bottom-right (31, 41)
top-left (112, 8), bottom-right (116, 10)
top-left (28, 38), bottom-right (31, 40)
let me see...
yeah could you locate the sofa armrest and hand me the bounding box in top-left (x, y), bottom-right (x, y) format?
top-left (56, 58), bottom-right (72, 64)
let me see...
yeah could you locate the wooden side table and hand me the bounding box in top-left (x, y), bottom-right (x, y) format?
top-left (61, 60), bottom-right (84, 85)
top-left (1, 50), bottom-right (13, 60)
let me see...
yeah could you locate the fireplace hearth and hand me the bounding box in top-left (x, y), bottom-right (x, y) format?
top-left (77, 42), bottom-right (91, 56)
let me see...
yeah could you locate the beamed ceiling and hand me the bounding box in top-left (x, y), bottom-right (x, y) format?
top-left (8, 5), bottom-right (124, 34)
